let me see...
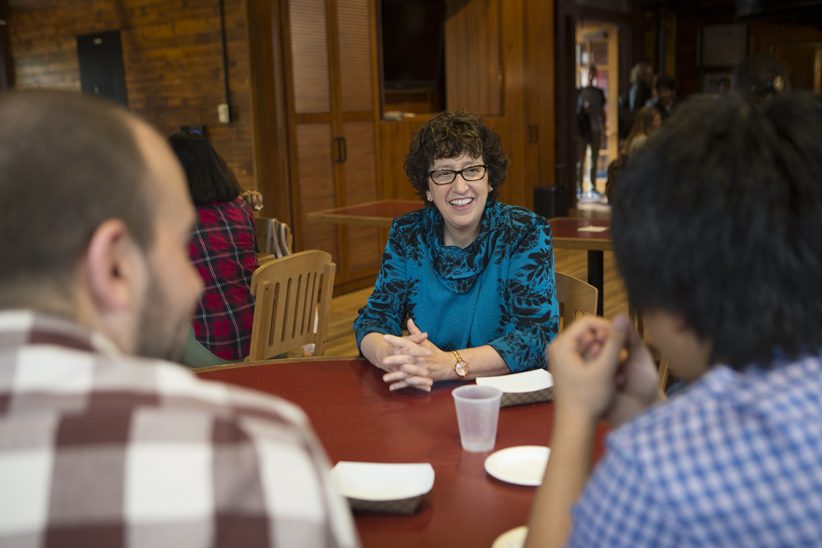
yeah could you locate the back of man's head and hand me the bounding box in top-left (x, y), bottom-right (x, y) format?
top-left (611, 92), bottom-right (822, 369)
top-left (0, 90), bottom-right (153, 309)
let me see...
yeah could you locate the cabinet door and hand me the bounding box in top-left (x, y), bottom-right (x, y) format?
top-left (340, 120), bottom-right (381, 278)
top-left (287, 0), bottom-right (335, 255)
top-left (285, 0), bottom-right (381, 288)
top-left (335, 0), bottom-right (373, 113)
top-left (290, 0), bottom-right (331, 114)
top-left (334, 0), bottom-right (381, 283)
top-left (296, 123), bottom-right (339, 262)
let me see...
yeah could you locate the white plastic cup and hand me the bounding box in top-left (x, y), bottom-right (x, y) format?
top-left (452, 385), bottom-right (503, 452)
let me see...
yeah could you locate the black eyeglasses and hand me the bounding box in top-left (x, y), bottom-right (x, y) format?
top-left (428, 165), bottom-right (488, 185)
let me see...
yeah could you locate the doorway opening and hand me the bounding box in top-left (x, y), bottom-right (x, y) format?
top-left (575, 22), bottom-right (619, 203)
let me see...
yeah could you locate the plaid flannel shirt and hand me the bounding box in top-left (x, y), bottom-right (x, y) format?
top-left (569, 354), bottom-right (822, 547)
top-left (0, 311), bottom-right (359, 548)
top-left (189, 198), bottom-right (259, 360)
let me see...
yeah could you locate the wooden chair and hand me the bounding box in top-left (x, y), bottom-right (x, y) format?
top-left (556, 271), bottom-right (598, 331)
top-left (247, 250), bottom-right (336, 360)
top-left (254, 217), bottom-right (293, 258)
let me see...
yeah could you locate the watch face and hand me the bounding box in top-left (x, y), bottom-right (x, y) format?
top-left (455, 361), bottom-right (468, 377)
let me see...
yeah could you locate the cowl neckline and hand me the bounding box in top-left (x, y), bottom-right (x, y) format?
top-left (421, 201), bottom-right (502, 294)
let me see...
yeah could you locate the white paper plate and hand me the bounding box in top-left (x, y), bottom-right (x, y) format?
top-left (330, 462), bottom-right (434, 501)
top-left (484, 446), bottom-right (550, 487)
top-left (477, 370), bottom-right (554, 406)
top-left (476, 369), bottom-right (553, 393)
top-left (492, 525), bottom-right (529, 548)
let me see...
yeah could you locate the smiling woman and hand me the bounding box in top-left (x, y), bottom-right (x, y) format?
top-left (354, 110), bottom-right (560, 392)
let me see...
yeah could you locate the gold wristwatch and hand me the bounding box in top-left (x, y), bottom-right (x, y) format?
top-left (452, 350), bottom-right (469, 378)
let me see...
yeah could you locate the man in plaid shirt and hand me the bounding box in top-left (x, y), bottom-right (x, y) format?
top-left (0, 91), bottom-right (358, 547)
top-left (527, 93), bottom-right (822, 546)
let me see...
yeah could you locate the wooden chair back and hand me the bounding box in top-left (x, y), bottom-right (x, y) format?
top-left (248, 250), bottom-right (335, 360)
top-left (556, 271), bottom-right (598, 330)
top-left (254, 217), bottom-right (293, 258)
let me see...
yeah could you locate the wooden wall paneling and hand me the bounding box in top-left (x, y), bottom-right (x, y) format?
top-left (377, 116), bottom-right (431, 201)
top-left (524, 0), bottom-right (555, 199)
top-left (496, 0), bottom-right (525, 208)
top-left (246, 0), bottom-right (292, 225)
top-left (444, 0), bottom-right (502, 115)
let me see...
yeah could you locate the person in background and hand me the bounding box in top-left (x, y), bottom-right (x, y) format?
top-left (621, 106), bottom-right (661, 157)
top-left (646, 74), bottom-right (677, 121)
top-left (628, 62), bottom-right (654, 114)
top-left (734, 53), bottom-right (791, 101)
top-left (618, 62), bottom-right (654, 141)
top-left (526, 92), bottom-right (822, 546)
top-left (0, 90), bottom-right (357, 547)
top-left (604, 106), bottom-right (660, 201)
top-left (355, 110), bottom-right (559, 392)
top-left (169, 132), bottom-right (258, 361)
top-left (576, 65), bottom-right (607, 199)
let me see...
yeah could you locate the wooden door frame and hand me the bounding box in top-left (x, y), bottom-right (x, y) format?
top-left (555, 0), bottom-right (641, 211)
top-left (0, 0), bottom-right (14, 90)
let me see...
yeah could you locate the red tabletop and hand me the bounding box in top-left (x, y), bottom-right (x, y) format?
top-left (307, 200), bottom-right (423, 228)
top-left (198, 358), bottom-right (607, 547)
top-left (549, 217), bottom-right (611, 251)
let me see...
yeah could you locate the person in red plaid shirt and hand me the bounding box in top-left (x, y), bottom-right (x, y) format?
top-left (169, 133), bottom-right (259, 361)
top-left (0, 91), bottom-right (358, 547)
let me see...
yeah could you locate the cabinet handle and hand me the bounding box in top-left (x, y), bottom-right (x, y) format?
top-left (333, 137), bottom-right (342, 163)
top-left (333, 136), bottom-right (348, 164)
top-left (527, 124), bottom-right (539, 144)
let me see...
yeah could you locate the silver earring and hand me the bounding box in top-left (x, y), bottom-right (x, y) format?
top-left (489, 186), bottom-right (493, 192)
top-left (426, 192), bottom-right (433, 201)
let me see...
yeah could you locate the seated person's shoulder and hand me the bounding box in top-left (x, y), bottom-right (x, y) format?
top-left (111, 356), bottom-right (311, 431)
top-left (499, 203), bottom-right (547, 228)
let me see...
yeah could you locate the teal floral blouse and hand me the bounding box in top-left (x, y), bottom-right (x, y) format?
top-left (354, 201), bottom-right (559, 372)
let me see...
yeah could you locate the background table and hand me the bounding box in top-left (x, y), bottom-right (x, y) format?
top-left (307, 200), bottom-right (422, 228)
top-left (549, 217), bottom-right (611, 315)
top-left (198, 358), bottom-right (607, 547)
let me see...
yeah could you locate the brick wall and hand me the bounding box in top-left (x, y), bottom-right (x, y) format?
top-left (8, 0), bottom-right (256, 190)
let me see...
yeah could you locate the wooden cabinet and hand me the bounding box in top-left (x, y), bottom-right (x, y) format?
top-left (380, 0), bottom-right (555, 211)
top-left (281, 0), bottom-right (382, 291)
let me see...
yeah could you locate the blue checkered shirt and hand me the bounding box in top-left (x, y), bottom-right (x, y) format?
top-left (568, 354), bottom-right (822, 547)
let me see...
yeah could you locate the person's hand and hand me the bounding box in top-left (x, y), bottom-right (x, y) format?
top-left (601, 317), bottom-right (659, 426)
top-left (240, 190), bottom-right (264, 211)
top-left (548, 315), bottom-right (658, 425)
top-left (381, 318), bottom-right (454, 392)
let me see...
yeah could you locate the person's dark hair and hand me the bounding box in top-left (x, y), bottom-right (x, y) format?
top-left (168, 132), bottom-right (241, 206)
top-left (404, 110), bottom-right (509, 203)
top-left (0, 90), bottom-right (153, 307)
top-left (611, 92), bottom-right (822, 369)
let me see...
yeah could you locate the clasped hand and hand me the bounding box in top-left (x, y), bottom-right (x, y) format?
top-left (381, 319), bottom-right (449, 392)
top-left (549, 315), bottom-right (659, 426)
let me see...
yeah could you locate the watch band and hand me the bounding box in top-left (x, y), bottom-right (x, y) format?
top-left (452, 350), bottom-right (469, 378)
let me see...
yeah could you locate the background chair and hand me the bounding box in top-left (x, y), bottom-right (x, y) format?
top-left (254, 216), bottom-right (293, 258)
top-left (556, 271), bottom-right (598, 330)
top-left (247, 249), bottom-right (336, 361)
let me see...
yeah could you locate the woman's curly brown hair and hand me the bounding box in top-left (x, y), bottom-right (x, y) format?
top-left (404, 110), bottom-right (509, 203)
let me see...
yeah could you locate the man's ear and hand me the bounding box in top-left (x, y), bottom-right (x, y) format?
top-left (84, 219), bottom-right (145, 313)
